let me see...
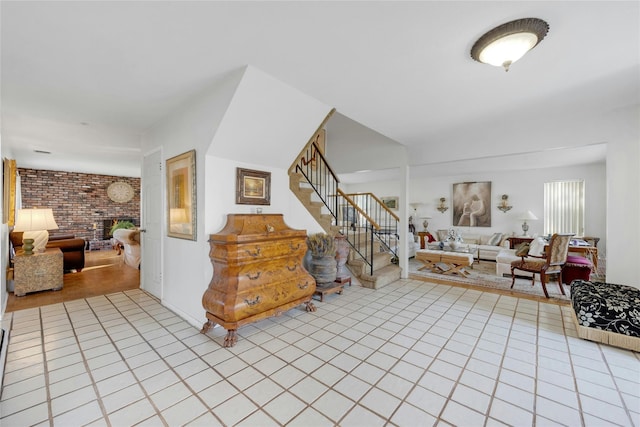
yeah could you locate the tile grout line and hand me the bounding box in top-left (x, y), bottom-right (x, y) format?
top-left (82, 294), bottom-right (166, 425)
top-left (106, 290), bottom-right (257, 426)
top-left (138, 290), bottom-right (251, 426)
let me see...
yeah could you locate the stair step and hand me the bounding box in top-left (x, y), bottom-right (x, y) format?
top-left (347, 252), bottom-right (392, 276)
top-left (358, 264), bottom-right (401, 290)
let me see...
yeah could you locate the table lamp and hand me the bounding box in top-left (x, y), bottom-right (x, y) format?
top-left (421, 216), bottom-right (432, 232)
top-left (518, 210), bottom-right (538, 236)
top-left (13, 208), bottom-right (59, 255)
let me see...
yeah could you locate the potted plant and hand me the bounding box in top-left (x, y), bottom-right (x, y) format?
top-left (305, 232), bottom-right (337, 285)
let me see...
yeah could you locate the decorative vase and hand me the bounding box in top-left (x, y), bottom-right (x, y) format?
top-left (334, 235), bottom-right (350, 279)
top-left (308, 255), bottom-right (337, 285)
top-left (449, 241), bottom-right (460, 250)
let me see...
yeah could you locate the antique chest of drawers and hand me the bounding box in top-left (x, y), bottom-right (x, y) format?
top-left (201, 214), bottom-right (316, 347)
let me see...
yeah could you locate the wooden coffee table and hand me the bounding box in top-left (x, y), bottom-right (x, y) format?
top-left (416, 248), bottom-right (476, 277)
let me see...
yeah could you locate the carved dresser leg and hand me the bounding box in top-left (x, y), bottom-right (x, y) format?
top-left (305, 301), bottom-right (317, 312)
top-left (200, 320), bottom-right (214, 334)
top-left (223, 330), bottom-right (238, 347)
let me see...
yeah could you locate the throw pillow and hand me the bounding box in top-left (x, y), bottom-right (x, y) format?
top-left (528, 237), bottom-right (546, 257)
top-left (515, 243), bottom-right (530, 257)
top-left (437, 230), bottom-right (448, 242)
top-left (426, 232), bottom-right (436, 242)
top-left (488, 232), bottom-right (503, 246)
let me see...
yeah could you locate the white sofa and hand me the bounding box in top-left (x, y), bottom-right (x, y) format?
top-left (435, 229), bottom-right (511, 261)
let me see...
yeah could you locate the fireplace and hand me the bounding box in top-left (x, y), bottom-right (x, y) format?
top-left (102, 217), bottom-right (137, 240)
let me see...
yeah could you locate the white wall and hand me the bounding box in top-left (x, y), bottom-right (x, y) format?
top-left (142, 65), bottom-right (331, 327)
top-left (344, 163), bottom-right (607, 254)
top-left (141, 67), bottom-right (245, 326)
top-left (605, 106), bottom-right (639, 287)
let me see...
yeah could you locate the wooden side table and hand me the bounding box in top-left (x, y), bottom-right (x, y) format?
top-left (13, 248), bottom-right (63, 297)
top-left (507, 236), bottom-right (534, 249)
top-left (417, 232), bottom-right (429, 249)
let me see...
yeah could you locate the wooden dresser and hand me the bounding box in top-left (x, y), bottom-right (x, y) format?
top-left (201, 214), bottom-right (316, 347)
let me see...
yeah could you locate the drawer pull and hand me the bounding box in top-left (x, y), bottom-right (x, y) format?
top-left (244, 296), bottom-right (261, 306)
top-left (286, 264), bottom-right (297, 272)
top-left (298, 282), bottom-right (310, 290)
top-left (290, 243), bottom-right (301, 251)
top-left (247, 272), bottom-right (261, 280)
top-left (245, 247), bottom-right (261, 257)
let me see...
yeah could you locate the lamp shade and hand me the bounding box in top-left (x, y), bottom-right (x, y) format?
top-left (14, 208), bottom-right (59, 254)
top-left (518, 210), bottom-right (538, 221)
top-left (14, 208), bottom-right (59, 232)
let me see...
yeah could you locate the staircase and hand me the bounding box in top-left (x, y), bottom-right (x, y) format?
top-left (289, 122), bottom-right (401, 289)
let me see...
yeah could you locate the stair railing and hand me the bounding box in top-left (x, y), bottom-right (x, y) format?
top-left (289, 115), bottom-right (400, 276)
top-left (292, 137), bottom-right (340, 220)
top-left (343, 192), bottom-right (400, 258)
top-left (336, 189), bottom-right (381, 275)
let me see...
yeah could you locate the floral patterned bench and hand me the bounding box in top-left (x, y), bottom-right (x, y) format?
top-left (570, 280), bottom-right (640, 351)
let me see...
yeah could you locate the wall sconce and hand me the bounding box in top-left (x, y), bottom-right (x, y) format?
top-left (437, 197), bottom-right (448, 213)
top-left (497, 194), bottom-right (512, 213)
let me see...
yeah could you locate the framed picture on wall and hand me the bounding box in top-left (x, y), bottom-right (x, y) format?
top-left (236, 168), bottom-right (271, 205)
top-left (167, 150), bottom-right (197, 240)
top-left (452, 181), bottom-right (491, 227)
top-left (381, 196), bottom-right (399, 210)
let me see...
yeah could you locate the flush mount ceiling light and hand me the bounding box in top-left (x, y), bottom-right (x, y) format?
top-left (471, 18), bottom-right (549, 72)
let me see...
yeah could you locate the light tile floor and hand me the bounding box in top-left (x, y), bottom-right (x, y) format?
top-left (1, 279), bottom-right (638, 426)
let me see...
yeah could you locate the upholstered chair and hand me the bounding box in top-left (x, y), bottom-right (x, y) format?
top-left (113, 228), bottom-right (141, 269)
top-left (510, 233), bottom-right (573, 298)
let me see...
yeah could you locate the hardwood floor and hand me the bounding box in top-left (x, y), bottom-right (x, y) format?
top-left (6, 250), bottom-right (140, 312)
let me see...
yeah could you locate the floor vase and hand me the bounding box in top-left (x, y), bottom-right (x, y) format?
top-left (308, 255), bottom-right (337, 285)
top-left (334, 235), bottom-right (350, 279)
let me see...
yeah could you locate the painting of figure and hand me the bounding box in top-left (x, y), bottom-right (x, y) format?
top-left (453, 182), bottom-right (491, 227)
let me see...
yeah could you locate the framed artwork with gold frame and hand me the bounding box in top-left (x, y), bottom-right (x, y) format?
top-left (166, 150), bottom-right (196, 240)
top-left (3, 158), bottom-right (17, 226)
top-left (236, 168), bottom-right (271, 205)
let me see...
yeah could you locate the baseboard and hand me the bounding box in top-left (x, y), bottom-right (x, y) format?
top-left (0, 328), bottom-right (9, 399)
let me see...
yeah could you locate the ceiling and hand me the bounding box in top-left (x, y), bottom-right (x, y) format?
top-left (2, 2), bottom-right (638, 179)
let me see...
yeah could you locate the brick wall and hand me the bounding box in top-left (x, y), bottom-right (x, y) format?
top-left (18, 168), bottom-right (140, 243)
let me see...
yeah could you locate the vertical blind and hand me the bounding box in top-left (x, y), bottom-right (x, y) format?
top-left (544, 180), bottom-right (585, 236)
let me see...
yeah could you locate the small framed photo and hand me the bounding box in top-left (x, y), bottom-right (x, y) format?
top-left (381, 196), bottom-right (399, 210)
top-left (166, 150), bottom-right (196, 240)
top-left (236, 168), bottom-right (271, 205)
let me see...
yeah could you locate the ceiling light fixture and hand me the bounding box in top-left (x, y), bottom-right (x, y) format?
top-left (471, 18), bottom-right (549, 72)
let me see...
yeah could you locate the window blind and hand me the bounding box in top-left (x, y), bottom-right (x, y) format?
top-left (544, 180), bottom-right (585, 235)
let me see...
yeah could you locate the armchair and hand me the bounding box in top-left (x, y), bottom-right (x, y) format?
top-left (510, 233), bottom-right (573, 298)
top-left (112, 228), bottom-right (141, 269)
